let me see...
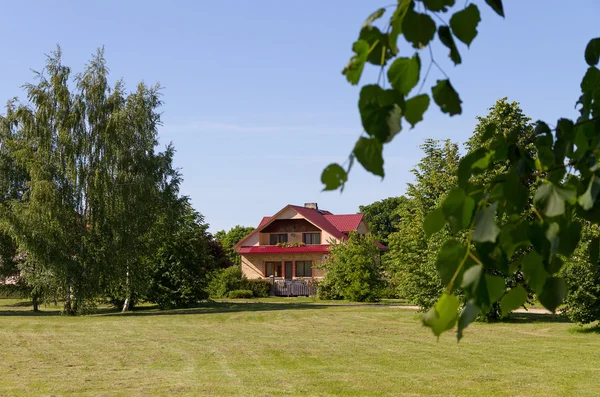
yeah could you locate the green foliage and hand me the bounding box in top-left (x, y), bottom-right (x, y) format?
top-left (359, 197), bottom-right (406, 246)
top-left (214, 225), bottom-right (254, 266)
top-left (449, 4), bottom-right (481, 47)
top-left (146, 204), bottom-right (216, 309)
top-left (242, 279), bottom-right (272, 298)
top-left (385, 139), bottom-right (459, 309)
top-left (353, 137), bottom-right (384, 177)
top-left (0, 284), bottom-right (32, 299)
top-left (318, 231), bottom-right (383, 302)
top-left (561, 223), bottom-right (600, 324)
top-left (0, 47), bottom-right (206, 314)
top-left (228, 290), bottom-right (254, 299)
top-left (385, 101), bottom-right (542, 329)
top-left (207, 266), bottom-right (246, 299)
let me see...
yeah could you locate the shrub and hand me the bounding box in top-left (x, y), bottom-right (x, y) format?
top-left (319, 231), bottom-right (383, 302)
top-left (0, 284), bottom-right (32, 299)
top-left (228, 290), bottom-right (254, 299)
top-left (242, 279), bottom-right (271, 297)
top-left (207, 266), bottom-right (245, 299)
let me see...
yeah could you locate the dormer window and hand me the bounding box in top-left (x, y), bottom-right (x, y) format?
top-left (302, 232), bottom-right (321, 245)
top-left (270, 233), bottom-right (288, 245)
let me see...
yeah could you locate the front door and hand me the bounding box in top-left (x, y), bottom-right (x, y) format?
top-left (284, 261), bottom-right (293, 280)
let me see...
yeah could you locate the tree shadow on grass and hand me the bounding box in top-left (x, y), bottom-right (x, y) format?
top-left (568, 325), bottom-right (600, 334)
top-left (504, 312), bottom-right (572, 324)
top-left (0, 309), bottom-right (61, 317)
top-left (99, 301), bottom-right (329, 317)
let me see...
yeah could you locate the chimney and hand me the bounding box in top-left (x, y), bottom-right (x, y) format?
top-left (304, 202), bottom-right (318, 210)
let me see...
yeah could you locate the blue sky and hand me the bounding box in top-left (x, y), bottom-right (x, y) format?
top-left (1, 1), bottom-right (598, 232)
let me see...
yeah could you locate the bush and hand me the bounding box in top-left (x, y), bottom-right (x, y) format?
top-left (0, 284), bottom-right (32, 299)
top-left (207, 266), bottom-right (245, 298)
top-left (319, 232), bottom-right (383, 302)
top-left (228, 290), bottom-right (254, 299)
top-left (242, 279), bottom-right (272, 297)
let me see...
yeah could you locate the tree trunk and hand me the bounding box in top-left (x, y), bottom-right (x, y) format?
top-left (32, 292), bottom-right (39, 312)
top-left (122, 266), bottom-right (131, 312)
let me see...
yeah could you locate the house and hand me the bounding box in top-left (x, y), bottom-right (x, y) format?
top-left (233, 203), bottom-right (387, 280)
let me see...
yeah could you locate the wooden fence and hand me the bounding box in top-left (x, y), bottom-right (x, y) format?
top-left (271, 280), bottom-right (317, 297)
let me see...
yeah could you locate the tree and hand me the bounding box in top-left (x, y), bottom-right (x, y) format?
top-left (214, 225), bottom-right (254, 265)
top-left (318, 231), bottom-right (383, 302)
top-left (386, 139), bottom-right (459, 308)
top-left (322, 0), bottom-right (600, 338)
top-left (561, 222), bottom-right (600, 325)
top-left (359, 197), bottom-right (405, 246)
top-left (1, 47), bottom-right (175, 314)
top-left (146, 202), bottom-right (216, 309)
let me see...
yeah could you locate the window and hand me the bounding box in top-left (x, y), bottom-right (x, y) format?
top-left (265, 261), bottom-right (282, 277)
top-left (295, 261), bottom-right (312, 277)
top-left (270, 233), bottom-right (288, 245)
top-left (302, 233), bottom-right (321, 245)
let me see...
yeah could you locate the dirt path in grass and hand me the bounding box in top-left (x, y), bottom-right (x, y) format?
top-left (386, 305), bottom-right (551, 314)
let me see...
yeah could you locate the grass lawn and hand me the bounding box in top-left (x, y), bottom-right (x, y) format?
top-left (0, 299), bottom-right (598, 396)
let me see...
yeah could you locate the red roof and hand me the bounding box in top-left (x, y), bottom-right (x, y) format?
top-left (238, 245), bottom-right (331, 254)
top-left (258, 216), bottom-right (271, 227)
top-left (324, 214), bottom-right (364, 232)
top-left (288, 205), bottom-right (346, 240)
top-left (233, 204), bottom-right (385, 252)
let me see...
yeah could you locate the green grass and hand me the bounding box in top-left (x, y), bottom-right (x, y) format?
top-left (0, 299), bottom-right (598, 396)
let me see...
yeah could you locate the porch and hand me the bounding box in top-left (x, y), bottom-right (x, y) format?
top-left (269, 279), bottom-right (317, 297)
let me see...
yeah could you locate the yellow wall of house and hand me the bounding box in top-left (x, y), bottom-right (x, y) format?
top-left (241, 253), bottom-right (326, 279)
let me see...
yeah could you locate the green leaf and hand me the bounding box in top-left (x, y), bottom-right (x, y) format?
top-left (486, 274), bottom-right (505, 304)
top-left (389, 0), bottom-right (411, 55)
top-left (590, 237), bottom-right (600, 266)
top-left (342, 40), bottom-right (369, 85)
top-left (521, 251), bottom-right (549, 295)
top-left (578, 176), bottom-right (600, 210)
top-left (457, 301), bottom-right (478, 341)
top-left (442, 188), bottom-right (475, 232)
top-left (472, 203), bottom-right (500, 243)
top-left (362, 8), bottom-right (385, 28)
top-left (557, 221), bottom-right (582, 257)
top-left (404, 94), bottom-right (430, 127)
top-left (585, 38), bottom-right (600, 66)
top-left (359, 26), bottom-right (392, 66)
top-left (353, 137), bottom-right (384, 177)
top-left (436, 239), bottom-right (473, 290)
top-left (457, 148), bottom-right (487, 188)
top-left (402, 7), bottom-right (436, 49)
top-left (438, 25), bottom-right (462, 65)
top-left (432, 79), bottom-right (462, 116)
top-left (422, 293), bottom-right (460, 337)
top-left (424, 207), bottom-right (446, 238)
top-left (358, 85), bottom-right (404, 143)
top-left (481, 122), bottom-right (497, 142)
top-left (485, 0), bottom-right (504, 17)
top-left (534, 183), bottom-right (577, 217)
top-left (538, 277), bottom-right (567, 313)
top-left (545, 222), bottom-right (560, 260)
top-left (534, 121), bottom-right (551, 136)
top-left (581, 66), bottom-right (600, 94)
top-left (499, 223), bottom-right (530, 259)
top-left (504, 170), bottom-right (528, 212)
top-left (500, 285), bottom-right (528, 317)
top-left (321, 163), bottom-right (348, 191)
top-left (449, 4), bottom-right (481, 47)
top-left (422, 0), bottom-right (455, 12)
top-left (388, 54), bottom-right (421, 96)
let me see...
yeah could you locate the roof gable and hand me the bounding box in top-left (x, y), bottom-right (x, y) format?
top-left (233, 205), bottom-right (368, 250)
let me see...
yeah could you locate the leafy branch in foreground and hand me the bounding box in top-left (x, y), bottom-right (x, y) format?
top-left (328, 0), bottom-right (600, 339)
